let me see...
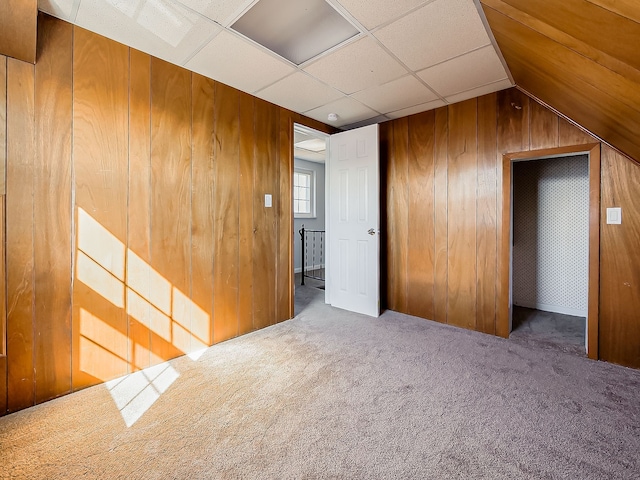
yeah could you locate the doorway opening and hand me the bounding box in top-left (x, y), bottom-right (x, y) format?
top-left (292, 124), bottom-right (328, 315)
top-left (510, 154), bottom-right (588, 356)
top-left (500, 144), bottom-right (600, 359)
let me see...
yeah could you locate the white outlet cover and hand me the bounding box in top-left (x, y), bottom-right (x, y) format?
top-left (606, 207), bottom-right (621, 224)
top-left (265, 194), bottom-right (272, 208)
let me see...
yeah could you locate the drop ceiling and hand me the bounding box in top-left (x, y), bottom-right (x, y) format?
top-left (38, 0), bottom-right (513, 129)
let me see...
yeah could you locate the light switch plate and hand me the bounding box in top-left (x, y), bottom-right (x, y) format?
top-left (606, 207), bottom-right (621, 224)
top-left (265, 194), bottom-right (272, 208)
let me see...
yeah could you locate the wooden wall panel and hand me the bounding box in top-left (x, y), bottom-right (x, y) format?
top-left (0, 58), bottom-right (6, 410)
top-left (407, 111), bottom-right (435, 320)
top-left (72, 27), bottom-right (129, 389)
top-left (599, 146), bottom-right (640, 368)
top-left (0, 0), bottom-right (37, 63)
top-left (128, 49), bottom-right (152, 372)
top-left (6, 58), bottom-right (35, 411)
top-left (150, 58), bottom-right (192, 361)
top-left (213, 82), bottom-right (240, 343)
top-left (482, 0), bottom-right (640, 163)
top-left (0, 55), bottom-right (6, 195)
top-left (433, 107), bottom-right (448, 324)
top-left (558, 118), bottom-right (595, 147)
top-left (191, 74), bottom-right (215, 349)
top-left (252, 99), bottom-right (278, 331)
top-left (387, 118), bottom-right (409, 312)
top-left (1, 13), bottom-right (335, 414)
top-left (276, 110), bottom-right (292, 323)
top-left (446, 99), bottom-right (478, 329)
top-left (476, 93), bottom-right (498, 335)
top-left (34, 15), bottom-right (73, 403)
top-left (238, 94), bottom-right (254, 335)
top-left (529, 99), bottom-right (558, 150)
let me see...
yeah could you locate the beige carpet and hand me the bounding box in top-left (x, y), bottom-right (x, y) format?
top-left (1, 284), bottom-right (639, 479)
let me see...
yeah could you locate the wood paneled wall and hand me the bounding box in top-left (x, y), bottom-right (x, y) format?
top-left (481, 0), bottom-right (640, 164)
top-left (382, 87), bottom-right (640, 369)
top-left (0, 14), bottom-right (332, 415)
top-left (0, 0), bottom-right (37, 63)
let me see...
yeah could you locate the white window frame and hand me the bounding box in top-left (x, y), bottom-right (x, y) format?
top-left (293, 167), bottom-right (316, 219)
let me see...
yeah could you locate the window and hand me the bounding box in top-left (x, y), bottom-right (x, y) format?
top-left (294, 169), bottom-right (315, 218)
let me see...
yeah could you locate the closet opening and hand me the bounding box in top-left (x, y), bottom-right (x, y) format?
top-left (500, 144), bottom-right (600, 359)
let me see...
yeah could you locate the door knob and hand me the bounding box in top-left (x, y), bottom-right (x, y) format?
top-left (367, 228), bottom-right (375, 236)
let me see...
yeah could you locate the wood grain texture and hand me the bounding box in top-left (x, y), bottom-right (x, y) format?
top-left (388, 117), bottom-right (409, 312)
top-left (276, 110), bottom-right (292, 323)
top-left (599, 146), bottom-right (640, 368)
top-left (252, 99), bottom-right (278, 331)
top-left (72, 27), bottom-right (129, 388)
top-left (407, 111), bottom-right (435, 320)
top-left (213, 82), bottom-right (240, 343)
top-left (587, 144), bottom-right (600, 360)
top-left (128, 49), bottom-right (151, 371)
top-left (476, 93), bottom-right (498, 335)
top-left (0, 199), bottom-right (5, 415)
top-left (433, 107), bottom-right (448, 324)
top-left (482, 0), bottom-right (640, 163)
top-left (446, 99), bottom-right (477, 329)
top-left (150, 58), bottom-right (192, 360)
top-left (34, 15), bottom-right (73, 402)
top-left (238, 92), bottom-right (254, 335)
top-left (585, 0), bottom-right (640, 23)
top-left (558, 117), bottom-right (595, 147)
top-left (501, 0), bottom-right (640, 71)
top-left (6, 58), bottom-right (35, 411)
top-left (0, 55), bottom-right (6, 195)
top-left (0, 0), bottom-right (37, 63)
top-left (191, 74), bottom-right (215, 348)
top-left (529, 99), bottom-right (558, 150)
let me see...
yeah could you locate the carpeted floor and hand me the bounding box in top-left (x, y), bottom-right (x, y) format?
top-left (1, 285), bottom-right (639, 479)
top-left (510, 306), bottom-right (586, 357)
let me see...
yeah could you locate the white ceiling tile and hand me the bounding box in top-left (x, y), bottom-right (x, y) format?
top-left (374, 0), bottom-right (490, 71)
top-left (342, 114), bottom-right (389, 130)
top-left (418, 46), bottom-right (508, 97)
top-left (38, 0), bottom-right (76, 20)
top-left (385, 99), bottom-right (446, 119)
top-left (331, 0), bottom-right (429, 29)
top-left (303, 37), bottom-right (407, 95)
top-left (75, 0), bottom-right (220, 65)
top-left (304, 97), bottom-right (379, 127)
top-left (352, 75), bottom-right (439, 114)
top-left (255, 73), bottom-right (344, 113)
top-left (445, 78), bottom-right (513, 104)
top-left (186, 30), bottom-right (296, 93)
top-left (176, 0), bottom-right (255, 25)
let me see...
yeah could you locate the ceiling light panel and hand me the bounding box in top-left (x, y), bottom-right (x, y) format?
top-left (231, 0), bottom-right (360, 65)
top-left (255, 72), bottom-right (343, 113)
top-left (333, 0), bottom-right (429, 29)
top-left (352, 75), bottom-right (439, 114)
top-left (374, 0), bottom-right (490, 71)
top-left (304, 37), bottom-right (406, 94)
top-left (186, 29), bottom-right (296, 93)
top-left (75, 0), bottom-right (219, 65)
top-left (295, 138), bottom-right (326, 152)
top-left (418, 45), bottom-right (508, 97)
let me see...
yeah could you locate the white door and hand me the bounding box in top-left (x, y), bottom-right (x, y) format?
top-left (327, 124), bottom-right (379, 317)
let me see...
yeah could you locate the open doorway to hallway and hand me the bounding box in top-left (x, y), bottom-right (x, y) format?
top-left (509, 154), bottom-right (589, 356)
top-left (292, 124), bottom-right (328, 315)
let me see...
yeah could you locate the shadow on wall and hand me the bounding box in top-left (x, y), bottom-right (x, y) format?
top-left (75, 207), bottom-right (211, 426)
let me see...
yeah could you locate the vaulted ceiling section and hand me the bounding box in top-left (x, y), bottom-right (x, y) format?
top-left (480, 0), bottom-right (640, 163)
